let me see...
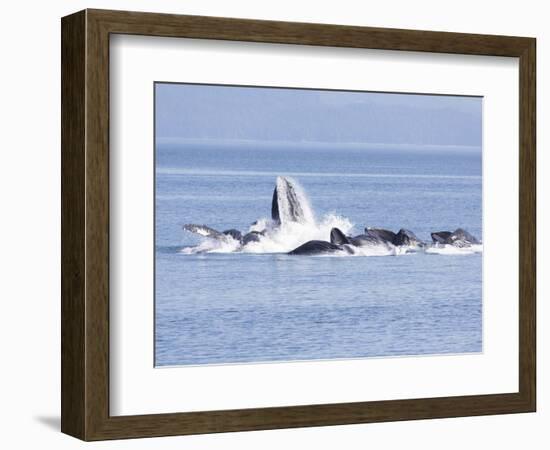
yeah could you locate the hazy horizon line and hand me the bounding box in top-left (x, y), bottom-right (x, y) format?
top-left (156, 137), bottom-right (482, 152)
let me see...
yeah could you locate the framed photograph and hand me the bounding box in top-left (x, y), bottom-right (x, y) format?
top-left (61, 9), bottom-right (536, 441)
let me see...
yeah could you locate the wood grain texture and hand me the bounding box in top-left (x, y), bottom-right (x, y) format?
top-left (61, 10), bottom-right (86, 439)
top-left (89, 8), bottom-right (532, 56)
top-left (518, 39), bottom-right (536, 410)
top-left (61, 8), bottom-right (537, 441)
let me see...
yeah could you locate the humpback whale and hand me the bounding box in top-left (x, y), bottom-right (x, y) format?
top-left (363, 227), bottom-right (425, 247)
top-left (183, 224), bottom-right (264, 247)
top-left (330, 227), bottom-right (389, 247)
top-left (181, 176), bottom-right (481, 256)
top-left (431, 228), bottom-right (481, 247)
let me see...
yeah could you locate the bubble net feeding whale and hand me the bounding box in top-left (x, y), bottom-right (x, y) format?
top-left (181, 176), bottom-right (482, 256)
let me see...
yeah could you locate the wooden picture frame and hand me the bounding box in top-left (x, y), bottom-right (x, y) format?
top-left (61, 9), bottom-right (536, 441)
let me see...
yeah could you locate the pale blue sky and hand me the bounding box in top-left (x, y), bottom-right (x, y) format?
top-left (155, 83), bottom-right (482, 148)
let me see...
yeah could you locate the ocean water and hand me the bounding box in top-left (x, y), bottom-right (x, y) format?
top-left (155, 142), bottom-right (482, 366)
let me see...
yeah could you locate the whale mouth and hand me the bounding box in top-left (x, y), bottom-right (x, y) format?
top-left (272, 176), bottom-right (315, 226)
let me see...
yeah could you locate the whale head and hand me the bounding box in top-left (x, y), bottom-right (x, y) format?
top-left (271, 176), bottom-right (315, 226)
top-left (330, 227), bottom-right (351, 245)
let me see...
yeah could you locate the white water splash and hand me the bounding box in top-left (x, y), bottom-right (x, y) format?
top-left (316, 242), bottom-right (402, 258)
top-left (425, 243), bottom-right (483, 255)
top-left (180, 237), bottom-right (241, 254)
top-left (181, 213), bottom-right (353, 255)
top-left (243, 213), bottom-right (352, 254)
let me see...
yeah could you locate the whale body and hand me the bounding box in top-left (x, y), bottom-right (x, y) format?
top-left (288, 240), bottom-right (351, 255)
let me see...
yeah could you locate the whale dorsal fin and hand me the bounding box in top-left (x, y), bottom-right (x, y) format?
top-left (330, 228), bottom-right (351, 245)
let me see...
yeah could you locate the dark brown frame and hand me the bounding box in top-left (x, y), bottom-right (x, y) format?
top-left (61, 8), bottom-right (536, 441)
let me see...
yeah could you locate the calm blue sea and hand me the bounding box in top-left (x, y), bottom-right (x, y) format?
top-left (155, 142), bottom-right (482, 366)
